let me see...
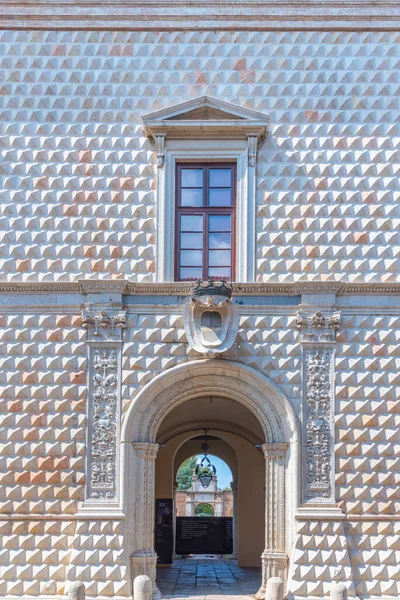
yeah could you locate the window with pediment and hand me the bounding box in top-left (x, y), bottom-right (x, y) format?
top-left (143, 96), bottom-right (269, 283)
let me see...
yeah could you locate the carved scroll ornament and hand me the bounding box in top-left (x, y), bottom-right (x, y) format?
top-left (303, 348), bottom-right (334, 499)
top-left (82, 308), bottom-right (125, 504)
top-left (89, 350), bottom-right (119, 499)
top-left (297, 310), bottom-right (339, 504)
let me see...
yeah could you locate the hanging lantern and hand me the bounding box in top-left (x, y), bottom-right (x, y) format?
top-left (195, 430), bottom-right (217, 489)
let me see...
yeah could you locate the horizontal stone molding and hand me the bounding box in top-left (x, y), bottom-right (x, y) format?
top-left (1, 280), bottom-right (400, 296)
top-left (0, 513), bottom-right (398, 521)
top-left (0, 1), bottom-right (399, 30)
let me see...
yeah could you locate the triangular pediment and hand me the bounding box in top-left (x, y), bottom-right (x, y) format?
top-left (169, 106), bottom-right (243, 121)
top-left (143, 96), bottom-right (269, 140)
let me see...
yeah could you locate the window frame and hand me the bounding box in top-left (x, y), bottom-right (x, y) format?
top-left (175, 162), bottom-right (237, 282)
top-left (155, 139), bottom-right (256, 283)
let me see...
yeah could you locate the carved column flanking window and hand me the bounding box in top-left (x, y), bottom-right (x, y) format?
top-left (131, 443), bottom-right (161, 598)
top-left (296, 311), bottom-right (340, 505)
top-left (81, 309), bottom-right (126, 511)
top-left (256, 443), bottom-right (288, 599)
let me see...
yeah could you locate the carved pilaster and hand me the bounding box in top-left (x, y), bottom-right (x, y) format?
top-left (155, 134), bottom-right (165, 168)
top-left (257, 443), bottom-right (288, 599)
top-left (248, 135), bottom-right (258, 167)
top-left (297, 311), bottom-right (340, 505)
top-left (81, 309), bottom-right (126, 509)
top-left (131, 443), bottom-right (161, 598)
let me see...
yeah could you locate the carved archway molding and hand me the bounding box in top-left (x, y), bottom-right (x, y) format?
top-left (120, 359), bottom-right (300, 598)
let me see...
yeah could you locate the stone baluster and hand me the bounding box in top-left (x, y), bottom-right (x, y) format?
top-left (256, 443), bottom-right (288, 599)
top-left (131, 443), bottom-right (161, 598)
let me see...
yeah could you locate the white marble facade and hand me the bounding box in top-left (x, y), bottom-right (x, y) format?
top-left (0, 9), bottom-right (399, 600)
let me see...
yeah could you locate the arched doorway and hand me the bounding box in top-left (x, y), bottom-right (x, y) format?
top-left (121, 359), bottom-right (299, 598)
top-left (195, 503), bottom-right (215, 516)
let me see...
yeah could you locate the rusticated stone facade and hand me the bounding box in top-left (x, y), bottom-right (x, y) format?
top-left (0, 6), bottom-right (399, 600)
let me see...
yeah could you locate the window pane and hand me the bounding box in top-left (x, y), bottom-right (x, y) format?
top-left (181, 188), bottom-right (203, 207)
top-left (181, 250), bottom-right (203, 266)
top-left (181, 215), bottom-right (203, 232)
top-left (209, 169), bottom-right (231, 187)
top-left (209, 250), bottom-right (231, 266)
top-left (180, 267), bottom-right (203, 280)
top-left (209, 232), bottom-right (230, 249)
top-left (209, 215), bottom-right (231, 232)
top-left (181, 233), bottom-right (203, 249)
top-left (182, 169), bottom-right (203, 187)
top-left (208, 267), bottom-right (231, 278)
top-left (209, 188), bottom-right (232, 207)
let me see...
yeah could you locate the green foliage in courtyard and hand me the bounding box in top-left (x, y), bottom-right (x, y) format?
top-left (176, 456), bottom-right (198, 490)
top-left (195, 503), bottom-right (214, 517)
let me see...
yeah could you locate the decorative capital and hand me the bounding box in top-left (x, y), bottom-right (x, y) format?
top-left (133, 442), bottom-right (159, 459)
top-left (296, 310), bottom-right (340, 343)
top-left (82, 309), bottom-right (126, 341)
top-left (262, 443), bottom-right (288, 459)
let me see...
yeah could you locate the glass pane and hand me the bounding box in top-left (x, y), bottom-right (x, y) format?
top-left (181, 188), bottom-right (203, 207)
top-left (208, 267), bottom-right (231, 278)
top-left (180, 267), bottom-right (203, 280)
top-left (209, 250), bottom-right (231, 266)
top-left (209, 215), bottom-right (231, 232)
top-left (181, 233), bottom-right (203, 249)
top-left (209, 188), bottom-right (232, 207)
top-left (180, 250), bottom-right (203, 266)
top-left (181, 169), bottom-right (203, 187)
top-left (209, 232), bottom-right (231, 249)
top-left (209, 168), bottom-right (231, 187)
top-left (181, 215), bottom-right (203, 232)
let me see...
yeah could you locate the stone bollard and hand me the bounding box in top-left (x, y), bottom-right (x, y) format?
top-left (68, 582), bottom-right (85, 600)
top-left (134, 575), bottom-right (152, 600)
top-left (265, 577), bottom-right (284, 600)
top-left (331, 582), bottom-right (347, 600)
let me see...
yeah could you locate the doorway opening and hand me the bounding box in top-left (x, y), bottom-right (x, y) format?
top-left (154, 394), bottom-right (266, 595)
top-left (174, 452), bottom-right (234, 556)
top-left (176, 453), bottom-right (233, 518)
top-left (122, 359), bottom-right (298, 598)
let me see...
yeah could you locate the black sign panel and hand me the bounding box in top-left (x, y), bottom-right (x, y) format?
top-left (155, 499), bottom-right (174, 564)
top-left (176, 517), bottom-right (233, 555)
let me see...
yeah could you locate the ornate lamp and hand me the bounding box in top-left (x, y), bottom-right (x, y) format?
top-left (195, 430), bottom-right (217, 489)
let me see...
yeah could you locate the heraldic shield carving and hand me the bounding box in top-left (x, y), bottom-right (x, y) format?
top-left (184, 279), bottom-right (239, 358)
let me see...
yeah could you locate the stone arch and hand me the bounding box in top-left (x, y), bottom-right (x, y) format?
top-left (195, 503), bottom-right (215, 516)
top-left (122, 358), bottom-right (298, 444)
top-left (121, 359), bottom-right (300, 598)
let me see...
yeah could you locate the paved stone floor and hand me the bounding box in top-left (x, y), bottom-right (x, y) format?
top-left (157, 555), bottom-right (261, 599)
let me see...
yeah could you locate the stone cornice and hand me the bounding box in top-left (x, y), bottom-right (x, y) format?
top-left (0, 1), bottom-right (399, 30)
top-left (0, 280), bottom-right (400, 296)
top-left (143, 96), bottom-right (269, 141)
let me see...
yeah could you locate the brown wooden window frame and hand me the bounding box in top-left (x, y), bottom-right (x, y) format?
top-left (175, 162), bottom-right (236, 282)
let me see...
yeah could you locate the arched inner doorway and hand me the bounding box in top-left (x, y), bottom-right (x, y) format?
top-left (121, 359), bottom-right (299, 599)
top-left (154, 395), bottom-right (265, 570)
top-left (175, 454), bottom-right (232, 519)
